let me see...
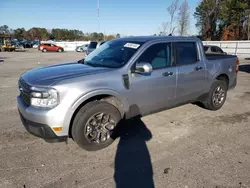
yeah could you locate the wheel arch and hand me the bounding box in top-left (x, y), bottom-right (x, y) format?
top-left (215, 73), bottom-right (229, 89)
top-left (68, 90), bottom-right (129, 137)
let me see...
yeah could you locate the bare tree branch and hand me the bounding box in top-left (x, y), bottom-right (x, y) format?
top-left (167, 0), bottom-right (179, 34)
top-left (178, 0), bottom-right (190, 36)
top-left (159, 22), bottom-right (169, 36)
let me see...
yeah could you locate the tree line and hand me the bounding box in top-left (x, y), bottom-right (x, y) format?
top-left (0, 25), bottom-right (120, 41)
top-left (194, 0), bottom-right (250, 40)
top-left (159, 0), bottom-right (250, 41)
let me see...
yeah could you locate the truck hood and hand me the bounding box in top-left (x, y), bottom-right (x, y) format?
top-left (21, 62), bottom-right (113, 86)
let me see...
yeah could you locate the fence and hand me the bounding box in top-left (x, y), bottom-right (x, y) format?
top-left (202, 41), bottom-right (250, 55)
top-left (42, 40), bottom-right (250, 55)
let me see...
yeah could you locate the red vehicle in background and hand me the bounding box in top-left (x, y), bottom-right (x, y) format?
top-left (39, 43), bottom-right (64, 52)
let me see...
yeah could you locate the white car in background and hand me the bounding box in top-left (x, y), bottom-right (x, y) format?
top-left (15, 44), bottom-right (25, 52)
top-left (75, 44), bottom-right (89, 52)
top-left (33, 44), bottom-right (39, 49)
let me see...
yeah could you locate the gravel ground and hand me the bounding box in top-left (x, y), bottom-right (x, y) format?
top-left (0, 50), bottom-right (250, 188)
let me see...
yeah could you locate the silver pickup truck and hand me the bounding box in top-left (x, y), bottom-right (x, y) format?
top-left (17, 36), bottom-right (239, 151)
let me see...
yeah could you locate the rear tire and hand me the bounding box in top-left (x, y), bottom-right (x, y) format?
top-left (58, 48), bottom-right (63, 52)
top-left (42, 48), bottom-right (47, 52)
top-left (72, 101), bottom-right (121, 151)
top-left (203, 80), bottom-right (227, 111)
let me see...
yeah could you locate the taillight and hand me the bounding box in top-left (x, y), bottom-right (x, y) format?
top-left (236, 60), bottom-right (240, 73)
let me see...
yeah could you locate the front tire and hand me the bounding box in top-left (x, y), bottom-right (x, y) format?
top-left (72, 101), bottom-right (121, 151)
top-left (42, 48), bottom-right (47, 52)
top-left (203, 80), bottom-right (227, 111)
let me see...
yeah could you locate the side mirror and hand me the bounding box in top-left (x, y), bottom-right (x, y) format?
top-left (223, 52), bottom-right (227, 55)
top-left (134, 62), bottom-right (153, 74)
top-left (77, 58), bottom-right (84, 64)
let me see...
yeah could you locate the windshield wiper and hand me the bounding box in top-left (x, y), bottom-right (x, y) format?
top-left (84, 61), bottom-right (117, 68)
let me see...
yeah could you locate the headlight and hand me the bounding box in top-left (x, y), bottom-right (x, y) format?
top-left (30, 88), bottom-right (59, 108)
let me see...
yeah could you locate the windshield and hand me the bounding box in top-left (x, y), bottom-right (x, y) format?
top-left (84, 40), bottom-right (144, 68)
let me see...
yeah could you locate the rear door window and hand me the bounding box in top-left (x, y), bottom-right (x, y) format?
top-left (175, 42), bottom-right (198, 66)
top-left (211, 46), bottom-right (217, 52)
top-left (204, 46), bottom-right (209, 52)
top-left (215, 46), bottom-right (223, 53)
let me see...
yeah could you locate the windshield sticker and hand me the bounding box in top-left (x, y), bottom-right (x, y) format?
top-left (124, 43), bottom-right (140, 49)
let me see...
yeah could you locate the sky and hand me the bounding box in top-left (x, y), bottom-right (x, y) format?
top-left (0, 0), bottom-right (200, 36)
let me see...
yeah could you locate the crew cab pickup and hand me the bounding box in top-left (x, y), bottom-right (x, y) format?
top-left (17, 36), bottom-right (239, 151)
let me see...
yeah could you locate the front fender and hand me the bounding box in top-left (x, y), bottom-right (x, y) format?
top-left (62, 89), bottom-right (130, 134)
top-left (71, 89), bottom-right (130, 113)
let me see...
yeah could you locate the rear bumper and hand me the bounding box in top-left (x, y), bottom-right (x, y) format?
top-left (229, 75), bottom-right (237, 90)
top-left (19, 110), bottom-right (67, 143)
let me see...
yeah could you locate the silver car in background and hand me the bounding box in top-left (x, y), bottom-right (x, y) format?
top-left (86, 41), bottom-right (106, 55)
top-left (204, 45), bottom-right (227, 55)
top-left (75, 44), bottom-right (89, 52)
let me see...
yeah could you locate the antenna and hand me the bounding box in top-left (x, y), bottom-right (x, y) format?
top-left (97, 0), bottom-right (100, 32)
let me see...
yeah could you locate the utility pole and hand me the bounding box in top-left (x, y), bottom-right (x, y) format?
top-left (248, 10), bottom-right (250, 40)
top-left (97, 0), bottom-right (100, 33)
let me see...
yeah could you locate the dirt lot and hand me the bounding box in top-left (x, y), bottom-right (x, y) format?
top-left (0, 51), bottom-right (250, 188)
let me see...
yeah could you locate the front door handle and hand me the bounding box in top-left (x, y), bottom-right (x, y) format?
top-left (162, 72), bottom-right (174, 77)
top-left (195, 66), bottom-right (203, 71)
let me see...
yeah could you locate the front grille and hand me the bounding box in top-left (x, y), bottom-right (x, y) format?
top-left (18, 78), bottom-right (31, 106)
top-left (20, 90), bottom-right (30, 105)
top-left (19, 78), bottom-right (30, 91)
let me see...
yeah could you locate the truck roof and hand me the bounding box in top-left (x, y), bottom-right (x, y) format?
top-left (115, 36), bottom-right (200, 42)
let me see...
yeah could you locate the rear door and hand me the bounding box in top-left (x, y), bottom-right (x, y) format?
top-left (175, 42), bottom-right (206, 103)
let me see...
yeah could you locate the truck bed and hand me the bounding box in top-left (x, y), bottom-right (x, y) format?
top-left (205, 53), bottom-right (237, 60)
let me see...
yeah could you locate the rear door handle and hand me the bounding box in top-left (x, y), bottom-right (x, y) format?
top-left (195, 66), bottom-right (203, 71)
top-left (162, 72), bottom-right (174, 77)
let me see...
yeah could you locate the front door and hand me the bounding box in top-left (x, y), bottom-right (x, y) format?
top-left (175, 42), bottom-right (206, 103)
top-left (45, 44), bottom-right (53, 51)
top-left (128, 42), bottom-right (177, 116)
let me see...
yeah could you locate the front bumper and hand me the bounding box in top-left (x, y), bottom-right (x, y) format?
top-left (17, 96), bottom-right (69, 142)
top-left (19, 110), bottom-right (67, 142)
